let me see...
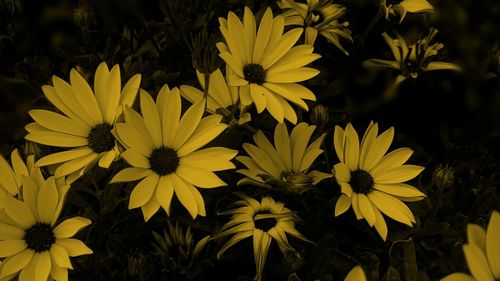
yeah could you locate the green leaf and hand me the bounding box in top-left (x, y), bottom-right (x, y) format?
top-left (389, 239), bottom-right (417, 281)
top-left (383, 266), bottom-right (402, 281)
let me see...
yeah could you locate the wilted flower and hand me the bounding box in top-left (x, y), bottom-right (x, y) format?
top-left (381, 0), bottom-right (434, 23)
top-left (441, 211), bottom-right (500, 281)
top-left (332, 121), bottom-right (426, 240)
top-left (277, 0), bottom-right (352, 54)
top-left (432, 164), bottom-right (455, 190)
top-left (213, 194), bottom-right (313, 281)
top-left (237, 122), bottom-right (332, 194)
top-left (363, 28), bottom-right (461, 89)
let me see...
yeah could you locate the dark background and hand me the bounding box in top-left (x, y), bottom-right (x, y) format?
top-left (0, 0), bottom-right (499, 280)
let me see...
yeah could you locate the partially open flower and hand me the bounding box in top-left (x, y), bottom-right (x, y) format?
top-left (212, 194), bottom-right (313, 280)
top-left (237, 122), bottom-right (332, 193)
top-left (363, 28), bottom-right (461, 89)
top-left (381, 0), bottom-right (434, 23)
top-left (278, 0), bottom-right (352, 54)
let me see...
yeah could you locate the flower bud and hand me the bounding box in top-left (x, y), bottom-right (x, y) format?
top-left (309, 104), bottom-right (330, 132)
top-left (432, 164), bottom-right (455, 189)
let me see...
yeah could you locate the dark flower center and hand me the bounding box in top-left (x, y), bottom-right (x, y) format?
top-left (253, 212), bottom-right (276, 232)
top-left (24, 223), bottom-right (55, 253)
top-left (88, 123), bottom-right (115, 153)
top-left (149, 146), bottom-right (179, 176)
top-left (349, 169), bottom-right (374, 194)
top-left (243, 64), bottom-right (266, 84)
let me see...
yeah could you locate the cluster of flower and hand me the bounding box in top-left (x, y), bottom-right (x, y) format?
top-left (0, 2), bottom-right (497, 281)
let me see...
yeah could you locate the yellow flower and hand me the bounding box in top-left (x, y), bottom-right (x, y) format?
top-left (237, 122), bottom-right (331, 193)
top-left (332, 121), bottom-right (425, 240)
top-left (345, 265), bottom-right (368, 281)
top-left (277, 0), bottom-right (352, 54)
top-left (180, 67), bottom-right (251, 125)
top-left (0, 173), bottom-right (92, 280)
top-left (111, 87), bottom-right (237, 221)
top-left (217, 7), bottom-right (321, 124)
top-left (441, 211), bottom-right (500, 281)
top-left (381, 0), bottom-right (433, 23)
top-left (363, 29), bottom-right (461, 87)
top-left (25, 62), bottom-right (141, 184)
top-left (212, 193), bottom-right (312, 281)
top-left (0, 149), bottom-right (33, 200)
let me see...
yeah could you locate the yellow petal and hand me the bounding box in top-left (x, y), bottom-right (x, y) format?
top-left (176, 166), bottom-right (227, 188)
top-left (121, 149), bottom-right (150, 169)
top-left (139, 90), bottom-right (163, 147)
top-left (25, 132), bottom-right (88, 147)
top-left (156, 175), bottom-right (175, 216)
top-left (35, 147), bottom-right (93, 167)
top-left (373, 165), bottom-right (424, 184)
top-left (115, 123), bottom-right (153, 156)
top-left (463, 244), bottom-right (495, 281)
top-left (37, 177), bottom-right (59, 223)
top-left (0, 240), bottom-right (27, 257)
top-left (345, 265), bottom-right (367, 281)
top-left (363, 127), bottom-right (394, 170)
top-left (171, 174), bottom-right (198, 219)
top-left (358, 194), bottom-right (376, 226)
top-left (0, 249), bottom-right (33, 277)
top-left (35, 251), bottom-right (51, 281)
top-left (0, 223), bottom-right (24, 240)
top-left (440, 273), bottom-right (476, 281)
top-left (50, 244), bottom-right (72, 269)
top-left (55, 238), bottom-right (93, 257)
top-left (335, 194), bottom-right (351, 216)
top-left (128, 173), bottom-right (159, 209)
top-left (4, 200), bottom-right (36, 228)
top-left (110, 167), bottom-right (151, 183)
top-left (486, 211), bottom-right (500, 278)
top-left (69, 68), bottom-right (103, 124)
top-left (53, 217), bottom-right (92, 238)
top-left (140, 195), bottom-right (161, 222)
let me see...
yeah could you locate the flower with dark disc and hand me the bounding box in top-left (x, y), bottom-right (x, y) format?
top-left (244, 64), bottom-right (266, 85)
top-left (349, 170), bottom-right (374, 194)
top-left (149, 146), bottom-right (180, 176)
top-left (87, 123), bottom-right (115, 153)
top-left (23, 223), bottom-right (56, 253)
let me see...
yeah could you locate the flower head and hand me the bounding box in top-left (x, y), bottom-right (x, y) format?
top-left (381, 0), bottom-right (434, 23)
top-left (180, 67), bottom-right (251, 126)
top-left (111, 86), bottom-right (237, 221)
top-left (213, 194), bottom-right (312, 280)
top-left (363, 29), bottom-right (461, 87)
top-left (278, 0), bottom-right (352, 54)
top-left (25, 62), bottom-right (141, 184)
top-left (332, 121), bottom-right (425, 240)
top-left (237, 122), bottom-right (331, 193)
top-left (217, 7), bottom-right (321, 124)
top-left (0, 172), bottom-right (92, 280)
top-left (441, 211), bottom-right (500, 281)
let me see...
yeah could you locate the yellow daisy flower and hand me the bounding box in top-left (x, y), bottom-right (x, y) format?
top-left (110, 86), bottom-right (237, 221)
top-left (25, 62), bottom-right (141, 184)
top-left (441, 211), bottom-right (500, 281)
top-left (217, 7), bottom-right (321, 124)
top-left (212, 193), bottom-right (312, 281)
top-left (0, 149), bottom-right (33, 200)
top-left (180, 67), bottom-right (251, 125)
top-left (277, 0), bottom-right (352, 54)
top-left (0, 174), bottom-right (92, 280)
top-left (332, 121), bottom-right (426, 240)
top-left (363, 29), bottom-right (461, 87)
top-left (345, 265), bottom-right (368, 281)
top-left (237, 122), bottom-right (331, 193)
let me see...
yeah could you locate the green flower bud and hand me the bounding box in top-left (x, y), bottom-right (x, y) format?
top-left (432, 164), bottom-right (455, 189)
top-left (309, 104), bottom-right (330, 132)
top-left (283, 173), bottom-right (314, 194)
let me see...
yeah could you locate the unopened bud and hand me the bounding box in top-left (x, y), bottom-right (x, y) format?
top-left (432, 164), bottom-right (455, 189)
top-left (309, 104), bottom-right (330, 132)
top-left (187, 27), bottom-right (222, 75)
